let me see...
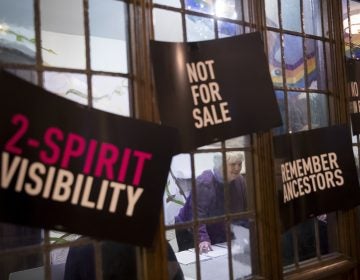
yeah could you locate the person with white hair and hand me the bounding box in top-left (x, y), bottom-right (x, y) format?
top-left (175, 151), bottom-right (248, 253)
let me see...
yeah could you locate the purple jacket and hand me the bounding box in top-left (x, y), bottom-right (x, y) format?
top-left (175, 170), bottom-right (247, 244)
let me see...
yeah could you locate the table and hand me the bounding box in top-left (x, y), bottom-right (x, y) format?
top-left (175, 225), bottom-right (252, 280)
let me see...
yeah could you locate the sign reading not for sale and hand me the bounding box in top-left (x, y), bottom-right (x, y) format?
top-left (151, 32), bottom-right (282, 152)
top-left (0, 70), bottom-right (178, 247)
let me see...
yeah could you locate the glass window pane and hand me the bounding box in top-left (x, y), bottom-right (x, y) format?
top-left (0, 0), bottom-right (35, 64)
top-left (265, 0), bottom-right (279, 28)
top-left (194, 152), bottom-right (246, 218)
top-left (282, 229), bottom-right (295, 266)
top-left (310, 93), bottom-right (329, 129)
top-left (231, 220), bottom-right (252, 278)
top-left (185, 0), bottom-right (214, 15)
top-left (165, 154), bottom-right (192, 226)
top-left (225, 136), bottom-right (251, 148)
top-left (92, 75), bottom-right (130, 116)
top-left (153, 0), bottom-right (181, 8)
top-left (354, 146), bottom-right (360, 177)
top-left (281, 0), bottom-right (301, 32)
top-left (153, 9), bottom-right (183, 42)
top-left (89, 0), bottom-right (128, 73)
top-left (214, 0), bottom-right (241, 20)
top-left (198, 241), bottom-right (230, 279)
top-left (41, 0), bottom-right (86, 69)
top-left (267, 31), bottom-right (283, 86)
top-left (5, 69), bottom-right (38, 85)
top-left (295, 218), bottom-right (329, 262)
top-left (101, 241), bottom-right (137, 279)
top-left (284, 35), bottom-right (305, 88)
top-left (186, 15), bottom-right (215, 41)
top-left (304, 0), bottom-right (322, 36)
top-left (243, 0), bottom-right (250, 23)
top-left (197, 141), bottom-right (222, 149)
top-left (306, 39), bottom-right (326, 90)
top-left (288, 91), bottom-right (308, 133)
top-left (0, 223), bottom-right (43, 279)
top-left (43, 71), bottom-right (88, 105)
top-left (323, 0), bottom-right (329, 38)
top-left (274, 90), bottom-right (287, 135)
top-left (218, 21), bottom-right (242, 38)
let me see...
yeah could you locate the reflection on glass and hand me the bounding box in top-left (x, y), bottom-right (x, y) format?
top-left (304, 0), bottom-right (322, 36)
top-left (267, 31), bottom-right (283, 86)
top-left (43, 71), bottom-right (88, 105)
top-left (41, 0), bottom-right (85, 69)
top-left (306, 39), bottom-right (326, 90)
top-left (265, 0), bottom-right (279, 28)
top-left (288, 91), bottom-right (308, 133)
top-left (154, 0), bottom-right (181, 8)
top-left (0, 1), bottom-right (35, 64)
top-left (225, 136), bottom-right (250, 148)
top-left (92, 75), bottom-right (130, 116)
top-left (214, 0), bottom-right (241, 20)
top-left (186, 15), bottom-right (215, 42)
top-left (185, 0), bottom-right (214, 15)
top-left (153, 9), bottom-right (183, 42)
top-left (0, 223), bottom-right (43, 279)
top-left (281, 0), bottom-right (301, 32)
top-left (310, 93), bottom-right (329, 129)
top-left (218, 21), bottom-right (242, 38)
top-left (231, 221), bottom-right (252, 278)
top-left (353, 146), bottom-right (360, 178)
top-left (284, 34), bottom-right (305, 88)
top-left (89, 0), bottom-right (128, 73)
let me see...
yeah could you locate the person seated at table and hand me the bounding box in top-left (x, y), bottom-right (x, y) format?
top-left (174, 152), bottom-right (248, 253)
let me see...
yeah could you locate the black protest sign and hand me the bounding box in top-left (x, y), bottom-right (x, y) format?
top-left (0, 71), bottom-right (178, 247)
top-left (273, 125), bottom-right (360, 230)
top-left (347, 59), bottom-right (360, 134)
top-left (151, 32), bottom-right (282, 152)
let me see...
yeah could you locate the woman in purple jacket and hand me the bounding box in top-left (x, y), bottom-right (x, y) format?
top-left (175, 152), bottom-right (248, 253)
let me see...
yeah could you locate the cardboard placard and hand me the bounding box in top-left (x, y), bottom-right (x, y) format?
top-left (151, 32), bottom-right (282, 152)
top-left (0, 71), bottom-right (178, 246)
top-left (273, 125), bottom-right (360, 230)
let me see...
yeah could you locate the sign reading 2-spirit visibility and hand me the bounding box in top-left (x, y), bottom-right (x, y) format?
top-left (0, 71), bottom-right (178, 247)
top-left (273, 125), bottom-right (360, 230)
top-left (150, 32), bottom-right (282, 152)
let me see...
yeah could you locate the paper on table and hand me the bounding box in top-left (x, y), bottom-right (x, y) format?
top-left (188, 245), bottom-right (228, 258)
top-left (206, 245), bottom-right (228, 258)
top-left (175, 250), bottom-right (211, 265)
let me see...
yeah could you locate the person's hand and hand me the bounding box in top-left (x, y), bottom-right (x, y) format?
top-left (199, 241), bottom-right (212, 254)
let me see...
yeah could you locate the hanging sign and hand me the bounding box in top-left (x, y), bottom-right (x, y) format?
top-left (273, 125), bottom-right (360, 230)
top-left (0, 71), bottom-right (178, 247)
top-left (347, 59), bottom-right (360, 134)
top-left (150, 32), bottom-right (282, 152)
